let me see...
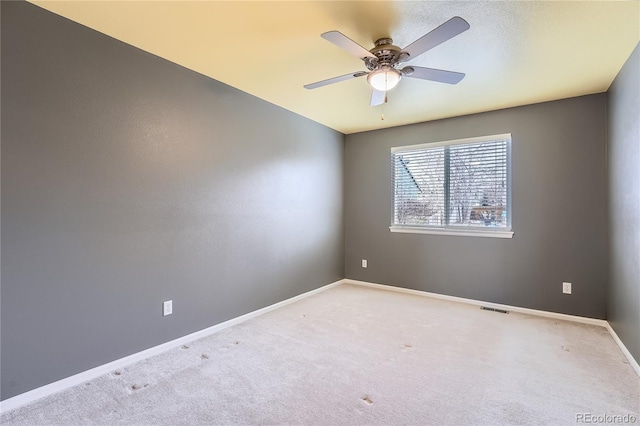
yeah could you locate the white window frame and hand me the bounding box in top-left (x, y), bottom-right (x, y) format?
top-left (390, 133), bottom-right (513, 238)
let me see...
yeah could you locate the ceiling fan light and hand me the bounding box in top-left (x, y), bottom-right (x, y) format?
top-left (367, 67), bottom-right (401, 91)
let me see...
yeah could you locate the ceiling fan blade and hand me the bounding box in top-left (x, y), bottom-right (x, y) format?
top-left (370, 89), bottom-right (386, 107)
top-left (403, 66), bottom-right (465, 84)
top-left (321, 31), bottom-right (377, 60)
top-left (304, 71), bottom-right (368, 90)
top-left (401, 17), bottom-right (470, 62)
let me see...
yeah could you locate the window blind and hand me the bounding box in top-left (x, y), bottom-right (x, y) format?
top-left (392, 135), bottom-right (511, 231)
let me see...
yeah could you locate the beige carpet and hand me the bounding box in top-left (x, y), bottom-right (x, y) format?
top-left (2, 284), bottom-right (639, 425)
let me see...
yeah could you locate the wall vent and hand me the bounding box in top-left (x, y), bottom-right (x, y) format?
top-left (480, 306), bottom-right (509, 314)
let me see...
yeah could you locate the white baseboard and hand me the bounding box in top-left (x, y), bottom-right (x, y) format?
top-left (0, 279), bottom-right (342, 413)
top-left (344, 279), bottom-right (607, 326)
top-left (605, 322), bottom-right (640, 377)
top-left (3, 277), bottom-right (638, 413)
top-left (344, 279), bottom-right (639, 376)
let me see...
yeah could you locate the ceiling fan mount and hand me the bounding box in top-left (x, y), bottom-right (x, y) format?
top-left (304, 17), bottom-right (470, 107)
top-left (374, 37), bottom-right (394, 46)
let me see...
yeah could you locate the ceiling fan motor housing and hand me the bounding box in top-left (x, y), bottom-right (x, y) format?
top-left (365, 38), bottom-right (404, 71)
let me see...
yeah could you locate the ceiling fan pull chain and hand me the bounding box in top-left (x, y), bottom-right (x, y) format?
top-left (380, 94), bottom-right (389, 120)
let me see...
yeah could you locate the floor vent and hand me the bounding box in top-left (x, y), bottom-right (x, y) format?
top-left (480, 306), bottom-right (509, 314)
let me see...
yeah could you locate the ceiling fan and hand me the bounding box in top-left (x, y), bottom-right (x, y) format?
top-left (304, 17), bottom-right (470, 107)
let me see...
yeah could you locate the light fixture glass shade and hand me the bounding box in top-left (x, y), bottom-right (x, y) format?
top-left (367, 67), bottom-right (402, 91)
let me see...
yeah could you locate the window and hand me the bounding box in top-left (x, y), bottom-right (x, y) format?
top-left (391, 134), bottom-right (512, 238)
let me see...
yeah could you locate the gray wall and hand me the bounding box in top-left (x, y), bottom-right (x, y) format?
top-left (345, 95), bottom-right (608, 319)
top-left (1, 2), bottom-right (344, 400)
top-left (607, 43), bottom-right (640, 363)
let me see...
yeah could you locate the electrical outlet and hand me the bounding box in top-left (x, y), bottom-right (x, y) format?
top-left (362, 259), bottom-right (367, 268)
top-left (163, 300), bottom-right (173, 316)
top-left (562, 282), bottom-right (572, 294)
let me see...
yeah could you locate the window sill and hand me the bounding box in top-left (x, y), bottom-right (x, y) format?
top-left (389, 226), bottom-right (514, 239)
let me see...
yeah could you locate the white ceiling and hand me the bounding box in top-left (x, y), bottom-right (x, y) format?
top-left (31, 1), bottom-right (639, 134)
